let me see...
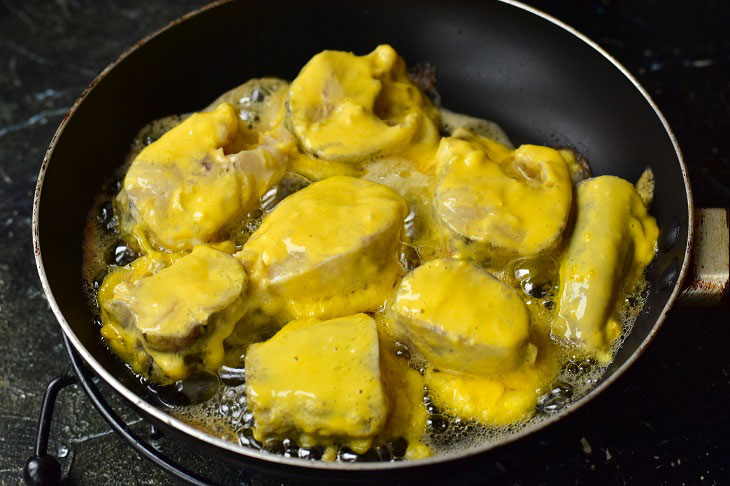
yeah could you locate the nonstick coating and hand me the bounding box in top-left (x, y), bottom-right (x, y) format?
top-left (33, 0), bottom-right (691, 479)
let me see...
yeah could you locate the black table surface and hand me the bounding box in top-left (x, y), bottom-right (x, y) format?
top-left (1, 1), bottom-right (728, 484)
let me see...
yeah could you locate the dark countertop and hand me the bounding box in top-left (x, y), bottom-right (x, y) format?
top-left (0, 1), bottom-right (727, 484)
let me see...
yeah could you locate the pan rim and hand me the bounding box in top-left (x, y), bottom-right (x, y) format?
top-left (32, 0), bottom-right (694, 473)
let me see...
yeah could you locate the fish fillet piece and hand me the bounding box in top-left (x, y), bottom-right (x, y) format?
top-left (287, 45), bottom-right (440, 166)
top-left (554, 175), bottom-right (658, 359)
top-left (392, 258), bottom-right (531, 375)
top-left (435, 131), bottom-right (572, 264)
top-left (100, 245), bottom-right (246, 381)
top-left (238, 175), bottom-right (407, 321)
top-left (245, 313), bottom-right (387, 453)
top-left (118, 103), bottom-right (286, 251)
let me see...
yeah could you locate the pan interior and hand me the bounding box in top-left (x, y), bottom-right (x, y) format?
top-left (35, 0), bottom-right (689, 470)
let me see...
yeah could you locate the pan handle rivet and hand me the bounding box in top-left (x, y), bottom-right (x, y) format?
top-left (658, 256), bottom-right (679, 291)
top-left (658, 215), bottom-right (680, 252)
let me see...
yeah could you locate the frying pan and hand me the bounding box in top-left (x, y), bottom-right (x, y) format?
top-left (31, 0), bottom-right (728, 483)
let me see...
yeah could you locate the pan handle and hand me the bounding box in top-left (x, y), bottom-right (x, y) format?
top-left (678, 208), bottom-right (729, 305)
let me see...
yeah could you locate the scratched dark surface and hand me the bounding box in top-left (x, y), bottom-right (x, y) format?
top-left (0, 1), bottom-right (728, 485)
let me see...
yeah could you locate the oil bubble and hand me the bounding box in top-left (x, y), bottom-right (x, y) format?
top-left (337, 447), bottom-right (358, 462)
top-left (219, 365), bottom-right (246, 386)
top-left (238, 428), bottom-right (263, 450)
top-left (427, 414), bottom-right (449, 433)
top-left (111, 243), bottom-right (137, 266)
top-left (387, 437), bottom-right (408, 459)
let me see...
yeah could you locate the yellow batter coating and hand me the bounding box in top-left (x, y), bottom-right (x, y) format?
top-left (118, 103), bottom-right (287, 252)
top-left (99, 244), bottom-right (246, 382)
top-left (392, 258), bottom-right (532, 375)
top-left (554, 176), bottom-right (658, 360)
top-left (245, 314), bottom-right (387, 453)
top-left (288, 45), bottom-right (441, 169)
top-left (435, 130), bottom-right (573, 264)
top-left (376, 340), bottom-right (431, 459)
top-left (424, 331), bottom-right (560, 426)
top-left (237, 175), bottom-right (407, 321)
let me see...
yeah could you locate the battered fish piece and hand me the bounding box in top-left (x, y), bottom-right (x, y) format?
top-left (554, 175), bottom-right (658, 360)
top-left (435, 130), bottom-right (572, 264)
top-left (392, 259), bottom-right (561, 427)
top-left (118, 103), bottom-right (287, 252)
top-left (99, 245), bottom-right (247, 382)
top-left (238, 176), bottom-right (407, 321)
top-left (245, 314), bottom-right (388, 453)
top-left (391, 259), bottom-right (532, 375)
top-left (287, 45), bottom-right (440, 166)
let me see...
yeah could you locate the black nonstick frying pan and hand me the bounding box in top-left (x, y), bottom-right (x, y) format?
top-left (31, 0), bottom-right (729, 483)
